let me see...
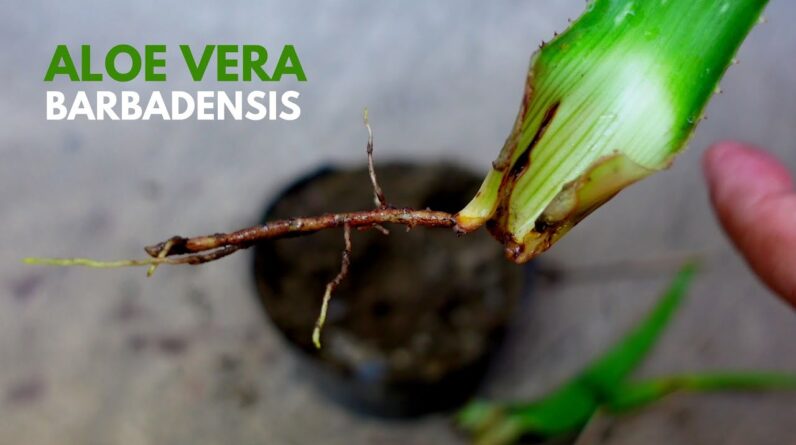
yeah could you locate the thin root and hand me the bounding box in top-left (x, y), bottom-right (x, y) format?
top-left (23, 115), bottom-right (463, 344)
top-left (23, 245), bottom-right (242, 271)
top-left (371, 223), bottom-right (390, 235)
top-left (146, 238), bottom-right (174, 277)
top-left (364, 108), bottom-right (388, 208)
top-left (144, 208), bottom-right (454, 257)
top-left (312, 224), bottom-right (352, 349)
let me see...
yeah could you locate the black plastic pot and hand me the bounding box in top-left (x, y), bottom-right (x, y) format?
top-left (252, 163), bottom-right (525, 417)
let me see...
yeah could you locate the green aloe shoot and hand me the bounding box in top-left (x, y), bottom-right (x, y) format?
top-left (456, 0), bottom-right (770, 263)
top-left (457, 264), bottom-right (796, 445)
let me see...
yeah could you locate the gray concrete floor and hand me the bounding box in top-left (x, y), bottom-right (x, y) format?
top-left (2, 1), bottom-right (795, 444)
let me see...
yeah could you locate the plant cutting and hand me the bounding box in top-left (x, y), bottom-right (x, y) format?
top-left (27, 0), bottom-right (771, 346)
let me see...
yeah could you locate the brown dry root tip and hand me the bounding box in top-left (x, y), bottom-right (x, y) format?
top-left (312, 224), bottom-right (352, 348)
top-left (145, 208), bottom-right (455, 258)
top-left (144, 236), bottom-right (188, 257)
top-left (363, 108), bottom-right (388, 208)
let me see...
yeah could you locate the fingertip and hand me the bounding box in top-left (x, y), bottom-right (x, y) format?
top-left (703, 141), bottom-right (796, 307)
top-left (703, 141), bottom-right (793, 207)
top-left (703, 142), bottom-right (737, 190)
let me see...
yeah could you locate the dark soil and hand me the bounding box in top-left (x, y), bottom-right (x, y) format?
top-left (253, 164), bottom-right (524, 416)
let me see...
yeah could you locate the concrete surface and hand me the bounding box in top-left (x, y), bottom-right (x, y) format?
top-left (2, 1), bottom-right (795, 444)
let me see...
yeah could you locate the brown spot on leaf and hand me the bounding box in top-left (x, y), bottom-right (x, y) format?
top-left (491, 67), bottom-right (538, 172)
top-left (486, 101), bottom-right (561, 254)
top-left (508, 141), bottom-right (533, 180)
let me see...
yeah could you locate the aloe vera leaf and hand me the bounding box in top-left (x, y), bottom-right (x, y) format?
top-left (457, 0), bottom-right (770, 263)
top-left (578, 263), bottom-right (697, 393)
top-left (606, 372), bottom-right (796, 412)
top-left (459, 264), bottom-right (697, 442)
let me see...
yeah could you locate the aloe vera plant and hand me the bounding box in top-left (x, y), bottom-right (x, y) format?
top-left (457, 265), bottom-right (796, 445)
top-left (24, 0), bottom-right (774, 347)
top-left (456, 0), bottom-right (770, 262)
top-left (26, 0), bottom-right (770, 271)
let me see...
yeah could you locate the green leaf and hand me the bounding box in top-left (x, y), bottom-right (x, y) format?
top-left (578, 263), bottom-right (697, 394)
top-left (456, 0), bottom-right (770, 263)
top-left (458, 264), bottom-right (697, 443)
top-left (607, 373), bottom-right (796, 412)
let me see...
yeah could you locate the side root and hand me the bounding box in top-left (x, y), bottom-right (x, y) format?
top-left (312, 224), bottom-right (352, 348)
